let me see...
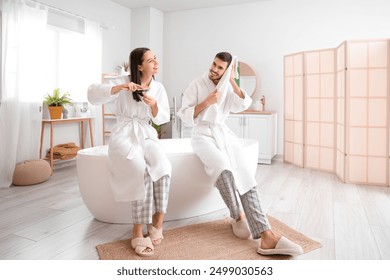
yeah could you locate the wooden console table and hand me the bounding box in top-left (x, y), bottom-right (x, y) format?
top-left (39, 117), bottom-right (94, 174)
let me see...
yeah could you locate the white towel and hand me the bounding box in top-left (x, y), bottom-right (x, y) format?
top-left (204, 56), bottom-right (238, 121)
top-left (216, 55), bottom-right (238, 95)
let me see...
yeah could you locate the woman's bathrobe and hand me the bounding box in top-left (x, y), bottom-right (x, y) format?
top-left (178, 67), bottom-right (256, 195)
top-left (88, 76), bottom-right (171, 202)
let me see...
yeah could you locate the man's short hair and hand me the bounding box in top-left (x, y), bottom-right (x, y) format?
top-left (215, 52), bottom-right (232, 68)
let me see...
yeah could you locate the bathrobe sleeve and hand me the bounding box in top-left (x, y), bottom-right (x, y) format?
top-left (229, 89), bottom-right (252, 113)
top-left (178, 81), bottom-right (198, 125)
top-left (87, 83), bottom-right (118, 105)
top-left (150, 84), bottom-right (170, 125)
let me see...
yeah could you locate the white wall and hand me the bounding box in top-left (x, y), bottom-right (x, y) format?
top-left (131, 7), bottom-right (164, 82)
top-left (163, 0), bottom-right (390, 153)
top-left (149, 7), bottom-right (164, 82)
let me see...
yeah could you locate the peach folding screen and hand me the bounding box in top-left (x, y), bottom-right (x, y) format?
top-left (335, 42), bottom-right (346, 181)
top-left (304, 49), bottom-right (335, 172)
top-left (284, 39), bottom-right (389, 187)
top-left (345, 40), bottom-right (388, 185)
top-left (284, 53), bottom-right (304, 167)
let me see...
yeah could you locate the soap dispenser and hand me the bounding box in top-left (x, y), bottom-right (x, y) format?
top-left (260, 95), bottom-right (265, 111)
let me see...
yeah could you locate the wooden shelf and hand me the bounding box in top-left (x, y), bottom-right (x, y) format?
top-left (102, 73), bottom-right (118, 144)
top-left (40, 117), bottom-right (94, 174)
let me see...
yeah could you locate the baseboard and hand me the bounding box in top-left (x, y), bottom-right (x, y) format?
top-left (272, 154), bottom-right (283, 163)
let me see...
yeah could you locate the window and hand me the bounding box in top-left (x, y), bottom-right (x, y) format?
top-left (45, 10), bottom-right (101, 102)
top-left (1, 8), bottom-right (101, 103)
top-left (45, 24), bottom-right (87, 101)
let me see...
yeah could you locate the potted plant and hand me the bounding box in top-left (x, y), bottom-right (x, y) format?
top-left (151, 121), bottom-right (162, 139)
top-left (43, 88), bottom-right (73, 119)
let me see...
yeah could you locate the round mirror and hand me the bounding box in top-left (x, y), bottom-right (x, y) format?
top-left (238, 61), bottom-right (256, 96)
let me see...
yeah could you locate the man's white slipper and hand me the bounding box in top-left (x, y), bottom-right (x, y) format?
top-left (231, 219), bottom-right (251, 239)
top-left (257, 236), bottom-right (303, 256)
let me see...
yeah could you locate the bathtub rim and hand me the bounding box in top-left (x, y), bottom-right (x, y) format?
top-left (77, 138), bottom-right (258, 157)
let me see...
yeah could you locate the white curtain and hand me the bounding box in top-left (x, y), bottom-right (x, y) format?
top-left (0, 0), bottom-right (48, 188)
top-left (81, 20), bottom-right (103, 147)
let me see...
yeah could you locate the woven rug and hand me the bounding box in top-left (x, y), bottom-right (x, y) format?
top-left (96, 216), bottom-right (321, 260)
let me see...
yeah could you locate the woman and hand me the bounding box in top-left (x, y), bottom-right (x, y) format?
top-left (88, 48), bottom-right (172, 257)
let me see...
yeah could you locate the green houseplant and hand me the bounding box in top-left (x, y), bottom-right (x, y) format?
top-left (151, 121), bottom-right (162, 138)
top-left (43, 88), bottom-right (73, 119)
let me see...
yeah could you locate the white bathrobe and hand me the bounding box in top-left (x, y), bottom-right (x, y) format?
top-left (178, 59), bottom-right (256, 195)
top-left (88, 76), bottom-right (171, 202)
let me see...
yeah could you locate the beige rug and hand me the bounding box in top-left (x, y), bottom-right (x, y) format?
top-left (96, 216), bottom-right (321, 260)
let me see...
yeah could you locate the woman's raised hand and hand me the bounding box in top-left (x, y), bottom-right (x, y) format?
top-left (142, 93), bottom-right (157, 107)
top-left (126, 82), bottom-right (150, 92)
top-left (111, 82), bottom-right (145, 95)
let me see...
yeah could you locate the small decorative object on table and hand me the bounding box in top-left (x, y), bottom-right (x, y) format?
top-left (74, 102), bottom-right (89, 117)
top-left (260, 95), bottom-right (266, 111)
top-left (62, 107), bottom-right (68, 119)
top-left (117, 61), bottom-right (130, 75)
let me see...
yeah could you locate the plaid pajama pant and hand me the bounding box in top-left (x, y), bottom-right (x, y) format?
top-left (215, 170), bottom-right (271, 239)
top-left (131, 174), bottom-right (170, 224)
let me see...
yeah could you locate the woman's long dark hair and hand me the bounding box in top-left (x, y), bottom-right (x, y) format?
top-left (129, 47), bottom-right (150, 102)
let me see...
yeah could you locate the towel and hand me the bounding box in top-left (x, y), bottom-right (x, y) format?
top-left (216, 56), bottom-right (239, 92)
top-left (46, 142), bottom-right (81, 160)
top-left (206, 55), bottom-right (238, 121)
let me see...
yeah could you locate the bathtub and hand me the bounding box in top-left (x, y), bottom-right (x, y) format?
top-left (76, 138), bottom-right (259, 224)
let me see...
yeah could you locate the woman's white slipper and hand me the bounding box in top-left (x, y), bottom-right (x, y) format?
top-left (148, 224), bottom-right (163, 245)
top-left (131, 237), bottom-right (155, 257)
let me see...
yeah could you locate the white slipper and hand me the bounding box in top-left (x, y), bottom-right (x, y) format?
top-left (131, 237), bottom-right (154, 257)
top-left (257, 236), bottom-right (303, 256)
top-left (230, 219), bottom-right (251, 239)
top-left (147, 224), bottom-right (163, 245)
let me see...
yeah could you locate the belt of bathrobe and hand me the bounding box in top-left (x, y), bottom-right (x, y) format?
top-left (196, 122), bottom-right (237, 168)
top-left (115, 116), bottom-right (150, 160)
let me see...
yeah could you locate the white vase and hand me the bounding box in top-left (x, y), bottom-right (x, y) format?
top-left (120, 68), bottom-right (129, 76)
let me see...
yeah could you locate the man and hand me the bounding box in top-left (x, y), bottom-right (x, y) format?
top-left (178, 52), bottom-right (303, 256)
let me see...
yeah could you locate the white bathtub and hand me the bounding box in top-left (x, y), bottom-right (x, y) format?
top-left (76, 138), bottom-right (258, 224)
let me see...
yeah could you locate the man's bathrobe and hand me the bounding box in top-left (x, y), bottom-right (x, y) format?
top-left (88, 76), bottom-right (171, 202)
top-left (178, 66), bottom-right (257, 195)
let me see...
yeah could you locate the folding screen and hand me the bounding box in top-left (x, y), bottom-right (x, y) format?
top-left (284, 53), bottom-right (304, 167)
top-left (304, 49), bottom-right (335, 172)
top-left (335, 42), bottom-right (346, 181)
top-left (284, 39), bottom-right (389, 187)
top-left (345, 40), bottom-right (389, 185)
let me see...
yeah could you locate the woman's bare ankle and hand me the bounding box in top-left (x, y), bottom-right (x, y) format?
top-left (132, 224), bottom-right (144, 239)
top-left (152, 213), bottom-right (164, 229)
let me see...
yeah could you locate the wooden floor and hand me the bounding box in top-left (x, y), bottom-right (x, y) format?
top-left (1, 159), bottom-right (389, 260)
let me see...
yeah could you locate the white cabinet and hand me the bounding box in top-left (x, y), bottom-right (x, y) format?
top-left (225, 112), bottom-right (277, 164)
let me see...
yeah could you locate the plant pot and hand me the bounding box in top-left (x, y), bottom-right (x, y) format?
top-left (48, 106), bottom-right (63, 119)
